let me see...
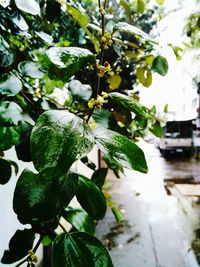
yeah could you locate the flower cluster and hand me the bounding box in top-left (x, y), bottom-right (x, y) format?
top-left (88, 91), bottom-right (108, 109)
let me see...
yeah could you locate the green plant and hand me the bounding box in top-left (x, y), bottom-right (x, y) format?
top-left (0, 0), bottom-right (168, 266)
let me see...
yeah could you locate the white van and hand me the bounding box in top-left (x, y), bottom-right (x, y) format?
top-left (158, 120), bottom-right (194, 156)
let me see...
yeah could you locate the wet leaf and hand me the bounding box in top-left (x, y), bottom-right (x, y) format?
top-left (35, 31), bottom-right (53, 45)
top-left (13, 168), bottom-right (78, 224)
top-left (93, 126), bottom-right (148, 173)
top-left (0, 36), bottom-right (14, 68)
top-left (14, 0), bottom-right (40, 15)
top-left (76, 175), bottom-right (107, 220)
top-left (93, 109), bottom-right (112, 129)
top-left (68, 80), bottom-right (92, 101)
top-left (0, 158), bottom-right (12, 185)
top-left (109, 92), bottom-right (151, 119)
top-left (31, 110), bottom-right (94, 176)
top-left (136, 66), bottom-right (152, 87)
top-left (91, 168), bottom-right (108, 189)
top-left (63, 207), bottom-right (95, 234)
top-left (46, 47), bottom-right (95, 80)
top-left (0, 101), bottom-right (22, 126)
top-left (114, 22), bottom-right (154, 42)
top-left (52, 232), bottom-right (114, 267)
top-left (0, 73), bottom-right (22, 97)
top-left (152, 55), bottom-right (168, 76)
top-left (1, 229), bottom-right (35, 264)
top-left (18, 61), bottom-right (45, 78)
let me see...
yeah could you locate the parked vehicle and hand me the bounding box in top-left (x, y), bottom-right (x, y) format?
top-left (158, 120), bottom-right (194, 156)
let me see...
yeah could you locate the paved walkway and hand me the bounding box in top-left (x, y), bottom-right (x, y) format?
top-left (96, 142), bottom-right (200, 267)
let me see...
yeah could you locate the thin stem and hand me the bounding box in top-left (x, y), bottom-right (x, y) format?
top-left (15, 236), bottom-right (43, 267)
top-left (59, 221), bottom-right (68, 233)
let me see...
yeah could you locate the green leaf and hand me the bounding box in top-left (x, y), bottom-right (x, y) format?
top-left (52, 232), bottom-right (114, 267)
top-left (46, 47), bottom-right (95, 81)
top-left (93, 109), bottom-right (112, 129)
top-left (111, 207), bottom-right (124, 223)
top-left (31, 110), bottom-right (94, 176)
top-left (18, 61), bottom-right (45, 78)
top-left (91, 168), bottom-right (108, 189)
top-left (109, 92), bottom-right (151, 119)
top-left (136, 0), bottom-right (146, 14)
top-left (0, 158), bottom-right (12, 185)
top-left (155, 0), bottom-right (165, 5)
top-left (150, 121), bottom-right (163, 138)
top-left (152, 55), bottom-right (168, 76)
top-left (68, 80), bottom-right (92, 101)
top-left (168, 44), bottom-right (183, 61)
top-left (0, 36), bottom-right (14, 68)
top-left (15, 122), bottom-right (33, 162)
top-left (164, 103), bottom-right (168, 113)
top-left (119, 0), bottom-right (132, 20)
top-left (76, 175), bottom-right (107, 220)
top-left (14, 0), bottom-right (40, 15)
top-left (93, 126), bottom-right (148, 173)
top-left (13, 168), bottom-right (78, 224)
top-left (0, 126), bottom-right (21, 150)
top-left (63, 207), bottom-right (95, 234)
top-left (66, 3), bottom-right (100, 52)
top-left (114, 22), bottom-right (154, 42)
top-left (0, 73), bottom-right (22, 97)
top-left (0, 101), bottom-right (22, 126)
top-left (1, 229), bottom-right (35, 264)
top-left (136, 66), bottom-right (152, 87)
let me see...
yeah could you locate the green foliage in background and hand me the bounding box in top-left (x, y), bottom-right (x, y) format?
top-left (0, 0), bottom-right (168, 266)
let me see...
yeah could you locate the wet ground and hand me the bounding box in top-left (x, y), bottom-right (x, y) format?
top-left (96, 141), bottom-right (200, 267)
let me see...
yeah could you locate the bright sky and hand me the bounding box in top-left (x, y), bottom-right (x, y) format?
top-left (140, 0), bottom-right (198, 120)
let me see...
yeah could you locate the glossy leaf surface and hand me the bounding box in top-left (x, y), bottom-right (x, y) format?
top-left (52, 232), bottom-right (114, 267)
top-left (0, 101), bottom-right (22, 126)
top-left (13, 168), bottom-right (78, 224)
top-left (31, 110), bottom-right (94, 176)
top-left (46, 47), bottom-right (95, 80)
top-left (68, 80), bottom-right (92, 101)
top-left (76, 175), bottom-right (107, 220)
top-left (18, 61), bottom-right (45, 78)
top-left (93, 126), bottom-right (148, 173)
top-left (14, 0), bottom-right (40, 15)
top-left (109, 92), bottom-right (151, 119)
top-left (63, 208), bottom-right (95, 234)
top-left (0, 73), bottom-right (22, 97)
top-left (114, 22), bottom-right (153, 42)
